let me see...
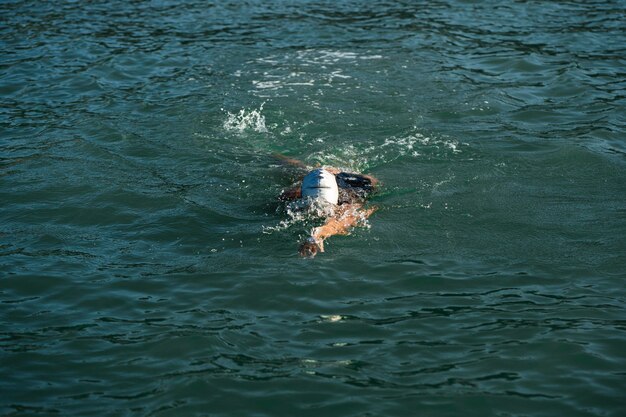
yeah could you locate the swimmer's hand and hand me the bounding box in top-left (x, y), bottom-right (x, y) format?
top-left (299, 237), bottom-right (324, 258)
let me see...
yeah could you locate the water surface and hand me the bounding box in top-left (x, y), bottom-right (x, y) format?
top-left (2, 1), bottom-right (626, 416)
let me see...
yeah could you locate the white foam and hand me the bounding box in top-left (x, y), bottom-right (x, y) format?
top-left (263, 194), bottom-right (376, 240)
top-left (304, 131), bottom-right (464, 175)
top-left (263, 198), bottom-right (330, 234)
top-left (382, 133), bottom-right (462, 156)
top-left (222, 103), bottom-right (268, 133)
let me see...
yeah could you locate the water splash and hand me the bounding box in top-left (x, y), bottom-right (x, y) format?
top-left (222, 103), bottom-right (268, 133)
top-left (381, 133), bottom-right (462, 157)
top-left (263, 198), bottom-right (337, 234)
top-left (263, 197), bottom-right (373, 240)
top-left (304, 132), bottom-right (462, 173)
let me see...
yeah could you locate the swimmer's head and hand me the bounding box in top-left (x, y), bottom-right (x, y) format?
top-left (301, 168), bottom-right (339, 205)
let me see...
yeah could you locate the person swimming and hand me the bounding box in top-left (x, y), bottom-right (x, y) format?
top-left (276, 155), bottom-right (379, 258)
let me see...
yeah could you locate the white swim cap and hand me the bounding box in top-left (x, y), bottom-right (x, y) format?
top-left (301, 168), bottom-right (339, 205)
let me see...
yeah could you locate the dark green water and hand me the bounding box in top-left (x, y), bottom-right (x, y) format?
top-left (2, 0), bottom-right (626, 415)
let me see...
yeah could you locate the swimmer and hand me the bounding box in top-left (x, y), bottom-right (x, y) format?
top-left (275, 154), bottom-right (379, 258)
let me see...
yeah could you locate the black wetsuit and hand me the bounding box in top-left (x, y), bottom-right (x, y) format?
top-left (335, 172), bottom-right (374, 204)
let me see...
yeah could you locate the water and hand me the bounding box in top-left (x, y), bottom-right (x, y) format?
top-left (2, 0), bottom-right (626, 415)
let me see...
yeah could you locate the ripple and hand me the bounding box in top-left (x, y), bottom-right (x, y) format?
top-left (2, 1), bottom-right (626, 416)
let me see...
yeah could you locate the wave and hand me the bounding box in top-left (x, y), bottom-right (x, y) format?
top-left (247, 49), bottom-right (384, 97)
top-left (307, 131), bottom-right (464, 172)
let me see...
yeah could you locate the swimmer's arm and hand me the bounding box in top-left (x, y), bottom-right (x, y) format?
top-left (363, 174), bottom-right (380, 188)
top-left (312, 205), bottom-right (377, 248)
top-left (273, 153), bottom-right (309, 169)
top-left (299, 205), bottom-right (377, 258)
top-left (327, 169), bottom-right (380, 188)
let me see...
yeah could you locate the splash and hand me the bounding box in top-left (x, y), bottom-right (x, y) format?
top-left (306, 137), bottom-right (419, 172)
top-left (380, 133), bottom-right (461, 156)
top-left (262, 197), bottom-right (373, 239)
top-left (307, 131), bottom-right (464, 171)
top-left (263, 198), bottom-right (337, 234)
top-left (222, 103), bottom-right (268, 133)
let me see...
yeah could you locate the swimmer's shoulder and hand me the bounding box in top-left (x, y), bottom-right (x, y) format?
top-left (336, 171), bottom-right (377, 191)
